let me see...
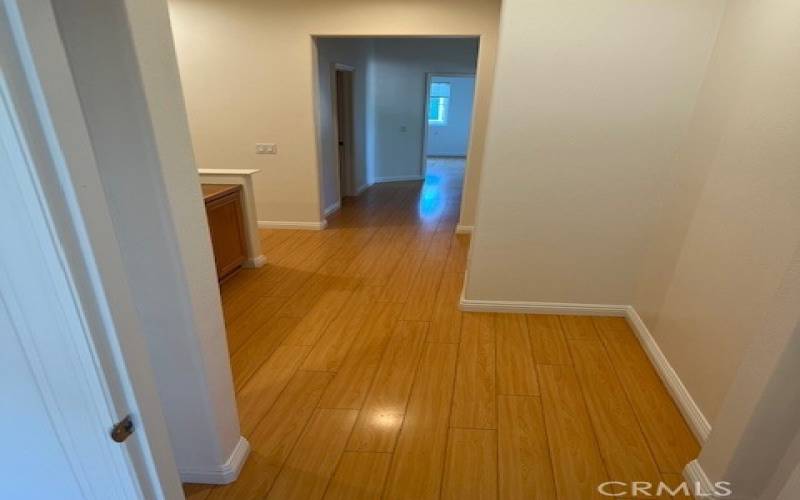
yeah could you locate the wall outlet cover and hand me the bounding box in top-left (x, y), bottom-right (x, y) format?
top-left (256, 143), bottom-right (277, 154)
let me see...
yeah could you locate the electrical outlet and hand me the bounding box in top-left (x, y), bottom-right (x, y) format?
top-left (256, 143), bottom-right (277, 155)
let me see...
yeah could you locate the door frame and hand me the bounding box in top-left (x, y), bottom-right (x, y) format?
top-left (330, 63), bottom-right (355, 205)
top-left (419, 72), bottom-right (477, 178)
top-left (0, 1), bottom-right (181, 498)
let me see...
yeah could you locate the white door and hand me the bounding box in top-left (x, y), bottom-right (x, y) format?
top-left (0, 2), bottom-right (180, 498)
top-left (0, 73), bottom-right (144, 500)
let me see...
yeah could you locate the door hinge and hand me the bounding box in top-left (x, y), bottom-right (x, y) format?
top-left (110, 415), bottom-right (134, 443)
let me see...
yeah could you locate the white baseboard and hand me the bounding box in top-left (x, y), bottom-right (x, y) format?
top-left (683, 460), bottom-right (717, 499)
top-left (243, 254), bottom-right (267, 268)
top-left (459, 296), bottom-right (627, 316)
top-left (458, 286), bottom-right (710, 444)
top-left (373, 175), bottom-right (424, 183)
top-left (179, 436), bottom-right (250, 484)
top-left (258, 220), bottom-right (327, 230)
top-left (624, 306), bottom-right (711, 443)
top-left (455, 224), bottom-right (474, 234)
top-left (324, 201), bottom-right (341, 217)
top-left (354, 183), bottom-right (371, 195)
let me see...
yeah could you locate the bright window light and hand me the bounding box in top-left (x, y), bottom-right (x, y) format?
top-left (428, 82), bottom-right (450, 126)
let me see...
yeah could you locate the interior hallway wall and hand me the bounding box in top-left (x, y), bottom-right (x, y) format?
top-left (371, 38), bottom-right (478, 182)
top-left (52, 0), bottom-right (243, 480)
top-left (167, 0), bottom-right (500, 227)
top-left (631, 0), bottom-right (800, 423)
top-left (426, 75), bottom-right (476, 157)
top-left (466, 0), bottom-right (725, 304)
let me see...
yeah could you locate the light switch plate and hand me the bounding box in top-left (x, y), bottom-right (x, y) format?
top-left (256, 143), bottom-right (277, 154)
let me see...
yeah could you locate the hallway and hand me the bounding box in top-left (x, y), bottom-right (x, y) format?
top-left (185, 162), bottom-right (699, 500)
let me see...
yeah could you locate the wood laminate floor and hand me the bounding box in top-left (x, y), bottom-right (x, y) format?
top-left (184, 159), bottom-right (699, 500)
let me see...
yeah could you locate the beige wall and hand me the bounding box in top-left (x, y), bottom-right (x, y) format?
top-left (168, 0), bottom-right (499, 225)
top-left (632, 0), bottom-right (800, 423)
top-left (465, 0), bottom-right (725, 303)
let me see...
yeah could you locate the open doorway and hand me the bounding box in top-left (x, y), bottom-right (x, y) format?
top-left (314, 37), bottom-right (480, 227)
top-left (421, 73), bottom-right (476, 206)
top-left (333, 65), bottom-right (355, 204)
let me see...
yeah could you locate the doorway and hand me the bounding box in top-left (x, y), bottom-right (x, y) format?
top-left (333, 65), bottom-right (355, 203)
top-left (421, 73), bottom-right (476, 176)
top-left (420, 73), bottom-right (477, 227)
top-left (314, 37), bottom-right (480, 227)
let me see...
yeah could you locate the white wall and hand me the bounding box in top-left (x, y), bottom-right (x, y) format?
top-left (632, 0), bottom-right (800, 423)
top-left (427, 75), bottom-right (476, 157)
top-left (52, 0), bottom-right (244, 481)
top-left (696, 246), bottom-right (800, 498)
top-left (168, 0), bottom-right (499, 227)
top-left (466, 0), bottom-right (725, 304)
top-left (371, 38), bottom-right (478, 181)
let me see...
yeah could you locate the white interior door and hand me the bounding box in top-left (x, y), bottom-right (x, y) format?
top-left (0, 69), bottom-right (146, 500)
top-left (0, 2), bottom-right (181, 498)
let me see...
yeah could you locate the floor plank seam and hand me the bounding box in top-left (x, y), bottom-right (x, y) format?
top-left (597, 331), bottom-right (684, 477)
top-left (563, 336), bottom-right (614, 489)
top-left (317, 407), bottom-right (365, 500)
top-left (438, 331), bottom-right (463, 500)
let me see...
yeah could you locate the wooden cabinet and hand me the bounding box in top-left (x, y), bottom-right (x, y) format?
top-left (202, 184), bottom-right (247, 282)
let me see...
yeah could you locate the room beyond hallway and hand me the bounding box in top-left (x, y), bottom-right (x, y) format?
top-left (426, 75), bottom-right (476, 158)
top-left (314, 36), bottom-right (480, 220)
top-left (183, 171), bottom-right (699, 500)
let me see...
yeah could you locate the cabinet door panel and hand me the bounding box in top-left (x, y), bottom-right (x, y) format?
top-left (206, 189), bottom-right (247, 280)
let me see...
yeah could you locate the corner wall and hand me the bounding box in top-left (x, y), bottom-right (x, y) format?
top-left (52, 0), bottom-right (244, 482)
top-left (466, 0), bottom-right (800, 437)
top-left (465, 0), bottom-right (725, 304)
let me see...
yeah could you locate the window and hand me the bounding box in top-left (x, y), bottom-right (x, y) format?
top-left (428, 82), bottom-right (450, 126)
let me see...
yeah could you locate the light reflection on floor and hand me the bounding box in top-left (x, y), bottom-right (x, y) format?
top-left (417, 157), bottom-right (464, 222)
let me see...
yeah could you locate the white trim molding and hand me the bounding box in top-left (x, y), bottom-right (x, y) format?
top-left (243, 254), bottom-right (267, 268)
top-left (324, 200), bottom-right (341, 217)
top-left (683, 460), bottom-right (717, 499)
top-left (355, 182), bottom-right (371, 195)
top-left (459, 296), bottom-right (628, 316)
top-left (179, 436), bottom-right (250, 484)
top-left (624, 306), bottom-right (711, 443)
top-left (258, 220), bottom-right (327, 230)
top-left (198, 168), bottom-right (260, 176)
top-left (374, 175), bottom-right (425, 183)
top-left (455, 224), bottom-right (474, 234)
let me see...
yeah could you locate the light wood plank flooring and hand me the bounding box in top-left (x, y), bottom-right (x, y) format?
top-left (184, 159), bottom-right (699, 499)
